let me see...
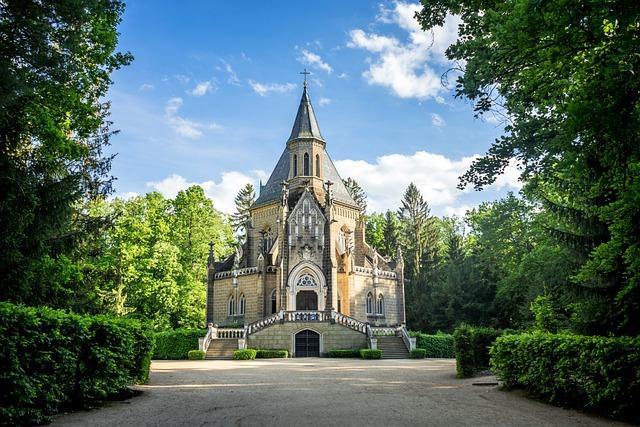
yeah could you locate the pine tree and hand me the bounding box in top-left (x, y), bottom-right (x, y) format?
top-left (343, 177), bottom-right (367, 214)
top-left (398, 183), bottom-right (437, 278)
top-left (231, 183), bottom-right (256, 242)
top-left (382, 210), bottom-right (401, 257)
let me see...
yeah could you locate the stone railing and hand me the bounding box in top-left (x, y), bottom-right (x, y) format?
top-left (370, 326), bottom-right (400, 336)
top-left (245, 310), bottom-right (284, 335)
top-left (284, 310), bottom-right (329, 322)
top-left (353, 266), bottom-right (397, 279)
top-left (199, 325), bottom-right (215, 352)
top-left (217, 328), bottom-right (245, 339)
top-left (401, 326), bottom-right (416, 351)
top-left (214, 267), bottom-right (259, 280)
top-left (332, 311), bottom-right (368, 334)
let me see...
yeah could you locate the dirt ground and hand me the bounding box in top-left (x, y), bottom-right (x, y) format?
top-left (52, 358), bottom-right (625, 427)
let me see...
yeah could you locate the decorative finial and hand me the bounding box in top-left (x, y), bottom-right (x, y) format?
top-left (300, 68), bottom-right (311, 88)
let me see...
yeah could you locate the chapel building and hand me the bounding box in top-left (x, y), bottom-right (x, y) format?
top-left (203, 82), bottom-right (412, 357)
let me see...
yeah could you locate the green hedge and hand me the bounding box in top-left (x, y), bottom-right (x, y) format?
top-left (255, 349), bottom-right (288, 358)
top-left (233, 349), bottom-right (257, 360)
top-left (410, 348), bottom-right (426, 359)
top-left (187, 350), bottom-right (206, 360)
top-left (453, 324), bottom-right (500, 378)
top-left (0, 302), bottom-right (154, 425)
top-left (491, 333), bottom-right (640, 423)
top-left (153, 328), bottom-right (206, 360)
top-left (410, 331), bottom-right (455, 358)
top-left (360, 349), bottom-right (382, 359)
top-left (327, 349), bottom-right (361, 358)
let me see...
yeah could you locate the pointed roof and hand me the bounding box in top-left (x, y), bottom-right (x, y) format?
top-left (288, 83), bottom-right (324, 142)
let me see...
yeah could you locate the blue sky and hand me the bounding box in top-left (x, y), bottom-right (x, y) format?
top-left (107, 0), bottom-right (520, 215)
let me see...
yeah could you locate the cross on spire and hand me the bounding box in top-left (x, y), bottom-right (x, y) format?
top-left (300, 68), bottom-right (311, 87)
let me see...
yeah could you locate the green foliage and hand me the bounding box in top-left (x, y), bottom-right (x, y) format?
top-left (491, 333), bottom-right (640, 423)
top-left (233, 349), bottom-right (257, 360)
top-left (231, 183), bottom-right (256, 241)
top-left (0, 0), bottom-right (131, 310)
top-left (410, 349), bottom-right (426, 359)
top-left (366, 210), bottom-right (401, 257)
top-left (359, 349), bottom-right (382, 359)
top-left (416, 0), bottom-right (640, 335)
top-left (530, 294), bottom-right (560, 333)
top-left (187, 350), bottom-right (206, 360)
top-left (0, 302), bottom-right (154, 425)
top-left (327, 349), bottom-right (361, 358)
top-left (409, 332), bottom-right (455, 358)
top-left (153, 329), bottom-right (206, 360)
top-left (343, 177), bottom-right (367, 214)
top-left (254, 349), bottom-right (288, 358)
top-left (453, 324), bottom-right (500, 378)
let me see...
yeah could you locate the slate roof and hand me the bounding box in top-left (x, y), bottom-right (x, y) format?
top-left (288, 84), bottom-right (324, 142)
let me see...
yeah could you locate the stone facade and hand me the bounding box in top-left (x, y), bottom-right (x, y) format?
top-left (205, 84), bottom-right (406, 353)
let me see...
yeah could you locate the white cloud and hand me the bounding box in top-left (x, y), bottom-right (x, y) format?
top-left (187, 81), bottom-right (215, 97)
top-left (222, 61), bottom-right (241, 86)
top-left (347, 1), bottom-right (461, 100)
top-left (248, 80), bottom-right (296, 96)
top-left (443, 204), bottom-right (473, 217)
top-left (318, 97), bottom-right (331, 107)
top-left (164, 97), bottom-right (221, 139)
top-left (174, 74), bottom-right (190, 84)
top-left (334, 150), bottom-right (521, 213)
top-left (298, 49), bottom-right (333, 74)
top-left (431, 113), bottom-right (445, 127)
top-left (435, 96), bottom-right (445, 104)
top-left (337, 73), bottom-right (349, 79)
top-left (147, 171), bottom-right (265, 213)
top-left (138, 83), bottom-right (154, 91)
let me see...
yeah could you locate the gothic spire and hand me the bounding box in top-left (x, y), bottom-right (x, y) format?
top-left (288, 79), bottom-right (324, 142)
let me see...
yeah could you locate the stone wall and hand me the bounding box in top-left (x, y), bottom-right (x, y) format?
top-left (350, 274), bottom-right (400, 326)
top-left (246, 321), bottom-right (367, 356)
top-left (212, 273), bottom-right (263, 326)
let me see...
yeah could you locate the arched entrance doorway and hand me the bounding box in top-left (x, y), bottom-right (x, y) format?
top-left (295, 329), bottom-right (320, 357)
top-left (296, 290), bottom-right (318, 310)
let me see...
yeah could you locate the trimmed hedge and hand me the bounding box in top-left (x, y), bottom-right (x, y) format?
top-left (453, 324), bottom-right (500, 378)
top-left (233, 349), bottom-right (257, 360)
top-left (153, 328), bottom-right (207, 360)
top-left (410, 348), bottom-right (427, 359)
top-left (187, 350), bottom-right (206, 360)
top-left (327, 349), bottom-right (361, 358)
top-left (255, 349), bottom-right (288, 358)
top-left (491, 333), bottom-right (640, 423)
top-left (360, 349), bottom-right (382, 359)
top-left (410, 331), bottom-right (455, 358)
top-left (0, 302), bottom-right (154, 425)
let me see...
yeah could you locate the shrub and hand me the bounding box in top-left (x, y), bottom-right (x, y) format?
top-left (153, 328), bottom-right (207, 360)
top-left (491, 333), bottom-right (640, 423)
top-left (0, 302), bottom-right (154, 425)
top-left (255, 349), bottom-right (288, 358)
top-left (410, 349), bottom-right (426, 359)
top-left (187, 350), bottom-right (206, 360)
top-left (233, 349), bottom-right (257, 360)
top-left (327, 349), bottom-right (361, 358)
top-left (453, 324), bottom-right (500, 378)
top-left (409, 331), bottom-right (455, 358)
top-left (360, 349), bottom-right (382, 359)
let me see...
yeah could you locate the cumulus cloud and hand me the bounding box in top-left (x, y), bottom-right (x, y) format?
top-left (138, 83), bottom-right (154, 91)
top-left (164, 97), bottom-right (221, 139)
top-left (334, 151), bottom-right (521, 213)
top-left (337, 73), bottom-right (349, 79)
top-left (318, 97), bottom-right (331, 107)
top-left (147, 171), bottom-right (265, 213)
top-left (187, 81), bottom-right (215, 97)
top-left (431, 113), bottom-right (445, 127)
top-left (298, 49), bottom-right (333, 74)
top-left (347, 1), bottom-right (460, 100)
top-left (248, 80), bottom-right (296, 96)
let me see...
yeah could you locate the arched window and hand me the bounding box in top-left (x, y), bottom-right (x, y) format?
top-left (337, 294), bottom-right (342, 313)
top-left (239, 294), bottom-right (246, 315)
top-left (297, 274), bottom-right (316, 287)
top-left (315, 154), bottom-right (320, 177)
top-left (303, 152), bottom-right (310, 175)
top-left (366, 292), bottom-right (373, 315)
top-left (293, 154), bottom-right (298, 176)
top-left (262, 228), bottom-right (273, 254)
top-left (228, 295), bottom-right (236, 316)
top-left (377, 294), bottom-right (384, 316)
top-left (271, 289), bottom-right (277, 314)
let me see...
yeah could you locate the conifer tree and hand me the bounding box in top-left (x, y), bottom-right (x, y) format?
top-left (231, 183), bottom-right (256, 242)
top-left (343, 177), bottom-right (367, 214)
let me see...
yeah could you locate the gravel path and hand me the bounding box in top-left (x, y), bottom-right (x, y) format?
top-left (52, 358), bottom-right (625, 427)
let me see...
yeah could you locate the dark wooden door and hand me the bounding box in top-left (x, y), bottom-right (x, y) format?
top-left (295, 330), bottom-right (320, 357)
top-left (296, 290), bottom-right (318, 310)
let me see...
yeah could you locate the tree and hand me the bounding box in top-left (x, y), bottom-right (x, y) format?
top-left (382, 210), bottom-right (401, 257)
top-left (231, 183), bottom-right (255, 242)
top-left (0, 1), bottom-right (131, 306)
top-left (365, 213), bottom-right (386, 255)
top-left (343, 177), bottom-right (367, 214)
top-left (416, 0), bottom-right (640, 334)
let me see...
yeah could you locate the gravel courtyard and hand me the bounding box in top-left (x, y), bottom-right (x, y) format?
top-left (53, 358), bottom-right (624, 427)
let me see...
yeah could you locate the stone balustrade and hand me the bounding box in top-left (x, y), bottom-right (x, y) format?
top-left (217, 328), bottom-right (245, 339)
top-left (213, 267), bottom-right (259, 280)
top-left (353, 266), bottom-right (397, 279)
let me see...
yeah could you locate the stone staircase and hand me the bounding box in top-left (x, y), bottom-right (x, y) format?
top-left (376, 336), bottom-right (409, 359)
top-left (205, 338), bottom-right (238, 360)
